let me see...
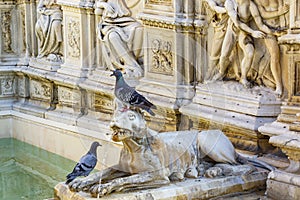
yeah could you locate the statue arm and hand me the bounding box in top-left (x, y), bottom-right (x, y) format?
top-left (253, 1), bottom-right (289, 19)
top-left (250, 1), bottom-right (272, 34)
top-left (224, 0), bottom-right (265, 38)
top-left (205, 0), bottom-right (227, 14)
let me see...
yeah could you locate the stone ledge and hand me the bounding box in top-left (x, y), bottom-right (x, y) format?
top-left (55, 171), bottom-right (268, 200)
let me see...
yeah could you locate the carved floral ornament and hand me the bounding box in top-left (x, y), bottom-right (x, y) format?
top-left (150, 39), bottom-right (173, 75)
top-left (67, 19), bottom-right (80, 58)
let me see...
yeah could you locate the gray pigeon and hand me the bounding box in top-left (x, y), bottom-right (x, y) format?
top-left (110, 69), bottom-right (157, 116)
top-left (66, 141), bottom-right (101, 184)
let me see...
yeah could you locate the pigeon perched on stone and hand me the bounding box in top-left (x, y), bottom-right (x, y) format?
top-left (110, 69), bottom-right (157, 116)
top-left (65, 141), bottom-right (101, 184)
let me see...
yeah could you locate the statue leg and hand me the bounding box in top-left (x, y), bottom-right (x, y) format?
top-left (264, 36), bottom-right (282, 96)
top-left (205, 24), bottom-right (227, 81)
top-left (238, 33), bottom-right (254, 88)
top-left (214, 27), bottom-right (236, 81)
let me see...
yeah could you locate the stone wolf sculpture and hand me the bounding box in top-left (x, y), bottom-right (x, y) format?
top-left (68, 109), bottom-right (273, 197)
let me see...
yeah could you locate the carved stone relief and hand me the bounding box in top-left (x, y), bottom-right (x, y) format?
top-left (95, 0), bottom-right (144, 77)
top-left (35, 0), bottom-right (63, 61)
top-left (67, 19), bottom-right (80, 58)
top-left (149, 39), bottom-right (173, 75)
top-left (20, 7), bottom-right (26, 53)
top-left (30, 79), bottom-right (52, 100)
top-left (0, 77), bottom-right (15, 96)
top-left (204, 0), bottom-right (289, 96)
top-left (58, 87), bottom-right (80, 107)
top-left (93, 94), bottom-right (113, 113)
top-left (1, 11), bottom-right (13, 53)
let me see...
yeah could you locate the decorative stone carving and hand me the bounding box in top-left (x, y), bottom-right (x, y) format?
top-left (58, 87), bottom-right (80, 107)
top-left (204, 0), bottom-right (288, 96)
top-left (30, 79), bottom-right (52, 101)
top-left (20, 7), bottom-right (26, 53)
top-left (68, 109), bottom-right (272, 197)
top-left (149, 39), bottom-right (173, 75)
top-left (67, 19), bottom-right (80, 58)
top-left (1, 11), bottom-right (13, 53)
top-left (0, 77), bottom-right (14, 96)
top-left (95, 0), bottom-right (144, 77)
top-left (93, 94), bottom-right (113, 113)
top-left (35, 0), bottom-right (63, 62)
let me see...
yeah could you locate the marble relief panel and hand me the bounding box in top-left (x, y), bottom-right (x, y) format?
top-left (67, 18), bottom-right (80, 59)
top-left (58, 87), bottom-right (80, 107)
top-left (0, 77), bottom-right (15, 96)
top-left (148, 37), bottom-right (174, 76)
top-left (1, 10), bottom-right (13, 54)
top-left (30, 79), bottom-right (52, 101)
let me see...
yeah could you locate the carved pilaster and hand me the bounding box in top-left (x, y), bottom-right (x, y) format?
top-left (57, 1), bottom-right (95, 78)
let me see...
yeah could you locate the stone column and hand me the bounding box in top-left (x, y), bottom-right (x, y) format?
top-left (259, 1), bottom-right (300, 199)
top-left (57, 0), bottom-right (95, 78)
top-left (137, 0), bottom-right (195, 131)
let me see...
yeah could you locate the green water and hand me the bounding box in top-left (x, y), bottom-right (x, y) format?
top-left (0, 138), bottom-right (77, 200)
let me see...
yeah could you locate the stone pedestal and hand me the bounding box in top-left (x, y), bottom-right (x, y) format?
top-left (267, 170), bottom-right (300, 200)
top-left (180, 81), bottom-right (281, 153)
top-left (137, 0), bottom-right (195, 131)
top-left (55, 170), bottom-right (268, 200)
top-left (29, 58), bottom-right (62, 72)
top-left (14, 70), bottom-right (55, 118)
top-left (57, 0), bottom-right (96, 78)
top-left (0, 69), bottom-right (17, 110)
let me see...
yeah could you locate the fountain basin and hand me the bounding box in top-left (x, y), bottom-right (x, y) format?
top-left (0, 138), bottom-right (78, 200)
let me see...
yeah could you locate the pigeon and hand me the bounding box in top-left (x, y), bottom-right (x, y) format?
top-left (110, 69), bottom-right (157, 116)
top-left (65, 141), bottom-right (101, 184)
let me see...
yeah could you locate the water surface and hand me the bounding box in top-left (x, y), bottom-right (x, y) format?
top-left (0, 138), bottom-right (77, 200)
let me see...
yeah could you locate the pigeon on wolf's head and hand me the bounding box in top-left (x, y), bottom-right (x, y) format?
top-left (110, 69), bottom-right (157, 116)
top-left (66, 141), bottom-right (101, 184)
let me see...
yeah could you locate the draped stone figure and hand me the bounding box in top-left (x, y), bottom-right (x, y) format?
top-left (204, 0), bottom-right (229, 81)
top-left (95, 0), bottom-right (144, 77)
top-left (35, 0), bottom-right (63, 61)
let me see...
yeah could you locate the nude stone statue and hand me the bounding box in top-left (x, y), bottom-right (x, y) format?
top-left (253, 0), bottom-right (289, 96)
top-left (212, 0), bottom-right (274, 88)
top-left (68, 109), bottom-right (273, 197)
top-left (204, 0), bottom-right (229, 81)
top-left (95, 0), bottom-right (144, 77)
top-left (35, 0), bottom-right (63, 61)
